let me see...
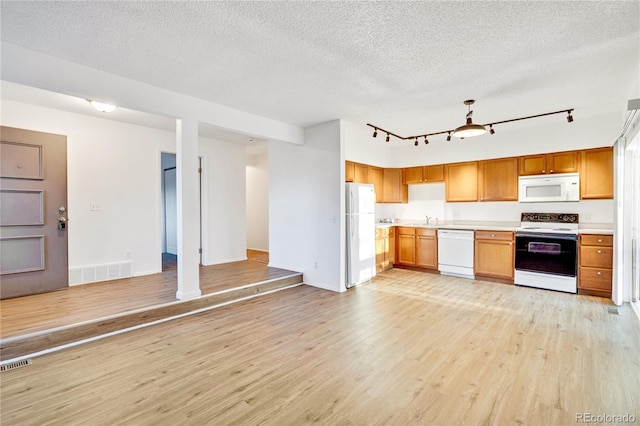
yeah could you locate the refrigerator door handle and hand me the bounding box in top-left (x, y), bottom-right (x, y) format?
top-left (351, 215), bottom-right (354, 237)
top-left (350, 190), bottom-right (354, 214)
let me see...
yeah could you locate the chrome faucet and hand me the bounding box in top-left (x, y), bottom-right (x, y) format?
top-left (426, 215), bottom-right (438, 226)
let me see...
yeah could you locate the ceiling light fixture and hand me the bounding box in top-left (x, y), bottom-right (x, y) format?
top-left (89, 100), bottom-right (117, 113)
top-left (367, 100), bottom-right (574, 146)
top-left (373, 128), bottom-right (378, 138)
top-left (424, 136), bottom-right (429, 145)
top-left (451, 100), bottom-right (486, 138)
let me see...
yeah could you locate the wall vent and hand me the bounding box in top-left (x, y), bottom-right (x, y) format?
top-left (69, 261), bottom-right (133, 286)
top-left (1, 359), bottom-right (32, 372)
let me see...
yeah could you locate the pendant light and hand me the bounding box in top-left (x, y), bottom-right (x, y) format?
top-left (451, 100), bottom-right (486, 138)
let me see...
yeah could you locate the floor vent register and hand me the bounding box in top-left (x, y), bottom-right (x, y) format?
top-left (0, 359), bottom-right (32, 372)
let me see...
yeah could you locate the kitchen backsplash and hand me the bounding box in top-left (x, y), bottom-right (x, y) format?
top-left (375, 183), bottom-right (614, 224)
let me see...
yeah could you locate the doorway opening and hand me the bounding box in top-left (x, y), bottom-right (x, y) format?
top-left (246, 143), bottom-right (269, 264)
top-left (161, 153), bottom-right (204, 271)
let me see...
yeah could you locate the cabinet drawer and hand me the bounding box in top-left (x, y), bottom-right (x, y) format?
top-left (580, 234), bottom-right (613, 246)
top-left (416, 228), bottom-right (437, 237)
top-left (475, 230), bottom-right (513, 241)
top-left (397, 227), bottom-right (416, 236)
top-left (579, 267), bottom-right (612, 292)
top-left (580, 246), bottom-right (613, 268)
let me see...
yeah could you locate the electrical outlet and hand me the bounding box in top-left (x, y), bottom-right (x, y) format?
top-left (90, 202), bottom-right (101, 211)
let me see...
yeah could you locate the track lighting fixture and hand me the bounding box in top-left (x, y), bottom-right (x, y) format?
top-left (367, 100), bottom-right (574, 146)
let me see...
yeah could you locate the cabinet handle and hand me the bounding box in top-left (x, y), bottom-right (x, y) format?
top-left (550, 169), bottom-right (554, 173)
top-left (597, 271), bottom-right (602, 275)
top-left (491, 234), bottom-right (495, 237)
top-left (597, 250), bottom-right (602, 254)
top-left (598, 239), bottom-right (603, 243)
top-left (541, 170), bottom-right (546, 174)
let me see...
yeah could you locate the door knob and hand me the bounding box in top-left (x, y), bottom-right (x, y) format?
top-left (59, 206), bottom-right (66, 213)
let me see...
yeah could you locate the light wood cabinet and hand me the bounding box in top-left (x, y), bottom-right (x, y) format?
top-left (383, 168), bottom-right (408, 203)
top-left (578, 234), bottom-right (613, 297)
top-left (518, 151), bottom-right (579, 176)
top-left (445, 161), bottom-right (478, 202)
top-left (354, 163), bottom-right (369, 183)
top-left (375, 227), bottom-right (395, 273)
top-left (580, 147), bottom-right (613, 199)
top-left (424, 164), bottom-right (445, 182)
top-left (396, 227), bottom-right (416, 266)
top-left (403, 166), bottom-right (424, 184)
top-left (345, 161), bottom-right (355, 182)
top-left (403, 164), bottom-right (444, 184)
top-left (415, 228), bottom-right (438, 270)
top-left (368, 166), bottom-right (384, 203)
top-left (478, 157), bottom-right (518, 201)
top-left (474, 231), bottom-right (515, 282)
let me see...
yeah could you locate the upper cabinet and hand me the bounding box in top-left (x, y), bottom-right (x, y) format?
top-left (403, 164), bottom-right (444, 184)
top-left (369, 166), bottom-right (384, 203)
top-left (478, 157), bottom-right (518, 201)
top-left (580, 147), bottom-right (613, 199)
top-left (354, 163), bottom-right (369, 183)
top-left (518, 150), bottom-right (579, 176)
top-left (445, 161), bottom-right (478, 202)
top-left (345, 160), bottom-right (355, 182)
top-left (383, 168), bottom-right (408, 203)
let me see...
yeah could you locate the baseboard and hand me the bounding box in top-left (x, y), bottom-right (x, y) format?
top-left (202, 256), bottom-right (247, 266)
top-left (631, 301), bottom-right (640, 322)
top-left (247, 248), bottom-right (269, 253)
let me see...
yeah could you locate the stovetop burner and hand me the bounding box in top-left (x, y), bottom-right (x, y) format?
top-left (517, 212), bottom-right (579, 235)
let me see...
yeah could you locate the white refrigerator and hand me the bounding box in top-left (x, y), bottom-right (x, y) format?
top-left (346, 183), bottom-right (376, 288)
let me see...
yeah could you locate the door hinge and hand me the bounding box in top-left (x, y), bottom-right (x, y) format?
top-left (198, 167), bottom-right (202, 174)
top-left (199, 248), bottom-right (202, 254)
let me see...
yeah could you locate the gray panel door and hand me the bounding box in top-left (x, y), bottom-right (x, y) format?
top-left (0, 126), bottom-right (68, 299)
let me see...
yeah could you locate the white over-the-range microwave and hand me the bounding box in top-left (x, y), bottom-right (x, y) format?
top-left (518, 173), bottom-right (580, 202)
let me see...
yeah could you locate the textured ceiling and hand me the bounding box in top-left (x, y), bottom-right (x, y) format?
top-left (1, 1), bottom-right (638, 135)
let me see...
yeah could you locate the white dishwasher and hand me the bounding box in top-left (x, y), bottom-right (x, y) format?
top-left (438, 229), bottom-right (475, 279)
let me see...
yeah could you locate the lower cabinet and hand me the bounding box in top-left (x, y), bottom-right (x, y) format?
top-left (474, 230), bottom-right (515, 282)
top-left (416, 228), bottom-right (438, 269)
top-left (578, 234), bottom-right (613, 297)
top-left (395, 227), bottom-right (438, 271)
top-left (375, 227), bottom-right (395, 273)
top-left (396, 227), bottom-right (416, 266)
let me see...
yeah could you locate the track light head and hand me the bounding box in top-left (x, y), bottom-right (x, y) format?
top-left (567, 111), bottom-right (573, 123)
top-left (414, 138), bottom-right (418, 146)
top-left (446, 132), bottom-right (451, 142)
top-left (424, 136), bottom-right (429, 145)
top-left (490, 125), bottom-right (495, 135)
top-left (373, 129), bottom-right (378, 138)
top-left (385, 133), bottom-right (390, 142)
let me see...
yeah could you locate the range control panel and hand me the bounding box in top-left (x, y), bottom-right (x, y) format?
top-left (520, 213), bottom-right (579, 224)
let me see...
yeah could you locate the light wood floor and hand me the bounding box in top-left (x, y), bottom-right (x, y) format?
top-left (0, 260), bottom-right (296, 338)
top-left (1, 269), bottom-right (638, 425)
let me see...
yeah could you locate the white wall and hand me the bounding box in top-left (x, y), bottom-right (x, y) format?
top-left (1, 99), bottom-right (250, 281)
top-left (269, 120), bottom-right (343, 292)
top-left (246, 149), bottom-right (269, 251)
top-left (1, 99), bottom-right (175, 277)
top-left (199, 137), bottom-right (247, 265)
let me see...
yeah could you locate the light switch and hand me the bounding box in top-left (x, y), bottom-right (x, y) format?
top-left (90, 202), bottom-right (101, 211)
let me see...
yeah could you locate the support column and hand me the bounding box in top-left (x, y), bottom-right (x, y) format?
top-left (176, 118), bottom-right (201, 300)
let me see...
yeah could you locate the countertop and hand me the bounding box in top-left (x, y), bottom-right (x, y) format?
top-left (376, 220), bottom-right (614, 234)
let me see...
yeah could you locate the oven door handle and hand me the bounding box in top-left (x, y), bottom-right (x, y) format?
top-left (515, 232), bottom-right (578, 241)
